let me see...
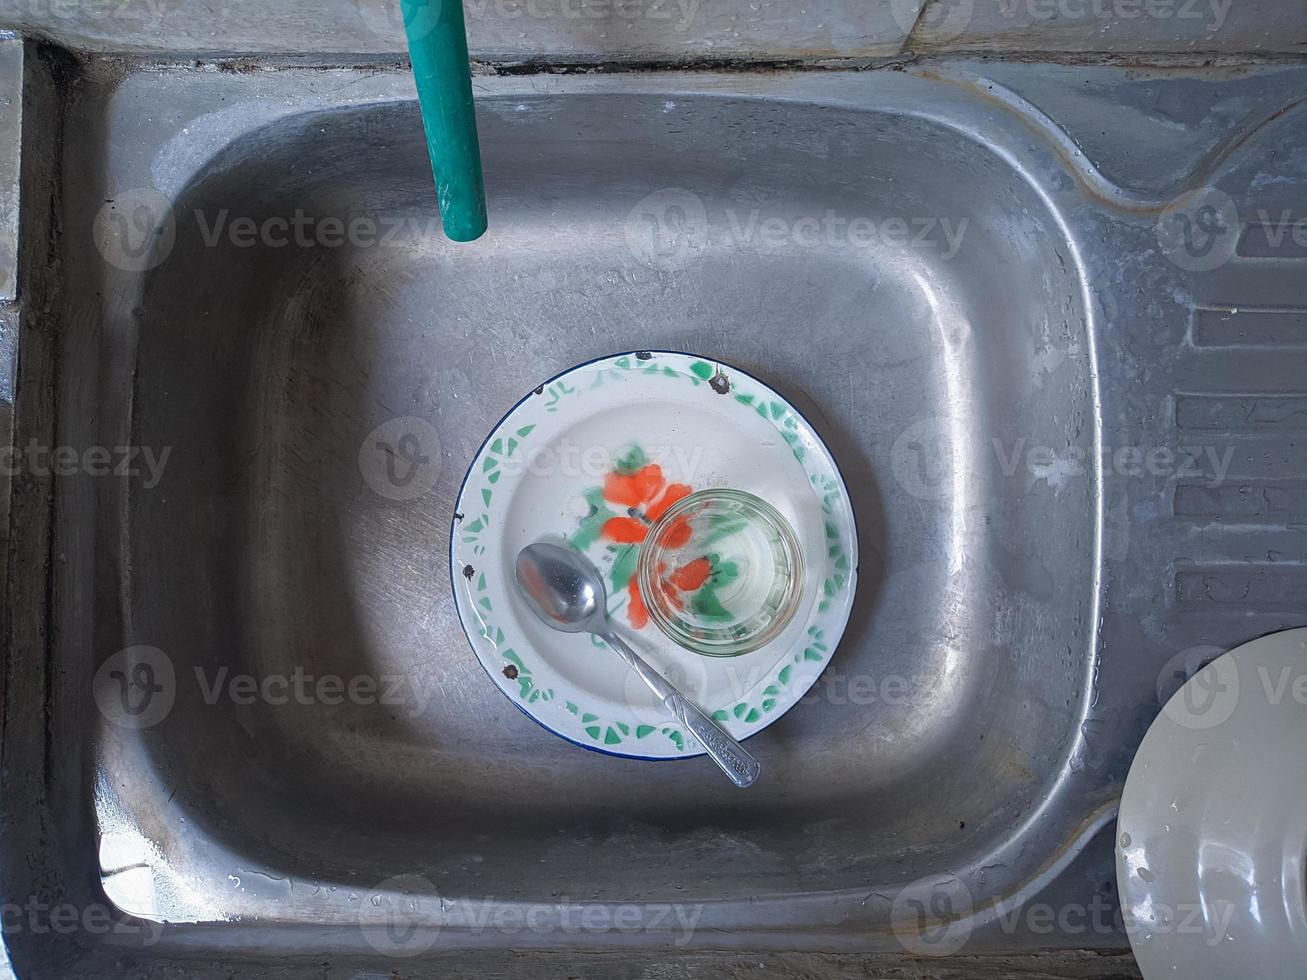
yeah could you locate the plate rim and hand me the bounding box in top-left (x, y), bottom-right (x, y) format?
top-left (448, 349), bottom-right (859, 761)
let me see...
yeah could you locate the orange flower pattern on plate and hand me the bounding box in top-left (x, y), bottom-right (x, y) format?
top-left (596, 462), bottom-right (695, 629)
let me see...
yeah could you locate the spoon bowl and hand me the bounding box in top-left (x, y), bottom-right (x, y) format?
top-left (514, 542), bottom-right (605, 634)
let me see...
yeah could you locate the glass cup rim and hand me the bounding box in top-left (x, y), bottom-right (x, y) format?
top-left (636, 487), bottom-right (804, 657)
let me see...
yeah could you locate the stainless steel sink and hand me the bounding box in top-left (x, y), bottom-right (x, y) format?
top-left (4, 52), bottom-right (1306, 975)
top-left (115, 73), bottom-right (1098, 907)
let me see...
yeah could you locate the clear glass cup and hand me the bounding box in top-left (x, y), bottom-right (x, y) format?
top-left (636, 488), bottom-right (804, 657)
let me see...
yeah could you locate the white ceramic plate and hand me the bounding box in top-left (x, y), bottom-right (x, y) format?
top-left (1117, 627), bottom-right (1307, 979)
top-left (450, 351), bottom-right (857, 759)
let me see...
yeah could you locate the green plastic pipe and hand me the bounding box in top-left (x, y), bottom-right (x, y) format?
top-left (400, 0), bottom-right (488, 242)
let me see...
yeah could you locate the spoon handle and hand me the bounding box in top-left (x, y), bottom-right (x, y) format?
top-left (601, 631), bottom-right (760, 789)
top-left (663, 694), bottom-right (761, 788)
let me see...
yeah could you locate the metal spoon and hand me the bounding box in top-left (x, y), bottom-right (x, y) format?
top-left (514, 541), bottom-right (760, 788)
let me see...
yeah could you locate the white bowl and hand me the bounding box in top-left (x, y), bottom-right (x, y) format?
top-left (1118, 627), bottom-right (1307, 979)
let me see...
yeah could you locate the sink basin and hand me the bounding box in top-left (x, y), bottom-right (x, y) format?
top-left (113, 83), bottom-right (1093, 912)
top-left (5, 56), bottom-right (1307, 972)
